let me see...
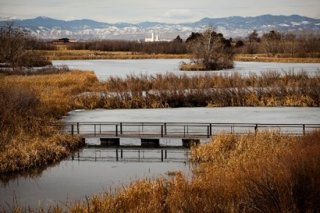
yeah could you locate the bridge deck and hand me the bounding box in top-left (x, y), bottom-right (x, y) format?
top-left (56, 122), bottom-right (320, 138)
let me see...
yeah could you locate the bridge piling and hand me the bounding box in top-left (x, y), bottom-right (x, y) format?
top-left (77, 122), bottom-right (80, 134)
top-left (255, 124), bottom-right (258, 135)
top-left (71, 124), bottom-right (74, 135)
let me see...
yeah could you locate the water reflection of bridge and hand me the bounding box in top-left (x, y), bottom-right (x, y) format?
top-left (69, 147), bottom-right (190, 163)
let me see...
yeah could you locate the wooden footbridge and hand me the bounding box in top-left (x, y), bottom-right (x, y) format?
top-left (56, 122), bottom-right (320, 148)
top-left (61, 122), bottom-right (319, 138)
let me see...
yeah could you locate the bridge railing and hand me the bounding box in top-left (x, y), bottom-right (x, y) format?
top-left (54, 122), bottom-right (320, 138)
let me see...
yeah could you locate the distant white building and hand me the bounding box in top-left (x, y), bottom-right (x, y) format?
top-left (145, 32), bottom-right (160, 42)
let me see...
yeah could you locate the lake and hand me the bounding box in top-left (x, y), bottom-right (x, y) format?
top-left (52, 59), bottom-right (320, 80)
top-left (3, 59), bottom-right (320, 210)
top-left (64, 107), bottom-right (320, 124)
top-left (0, 147), bottom-right (191, 210)
top-left (2, 107), bottom-right (319, 210)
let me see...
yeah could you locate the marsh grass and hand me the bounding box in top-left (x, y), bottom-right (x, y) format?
top-left (42, 50), bottom-right (189, 60)
top-left (39, 48), bottom-right (320, 62)
top-left (1, 70), bottom-right (319, 174)
top-left (0, 71), bottom-right (97, 174)
top-left (14, 131), bottom-right (319, 213)
top-left (74, 71), bottom-right (320, 108)
top-left (1, 69), bottom-right (319, 212)
top-left (235, 54), bottom-right (320, 63)
top-left (179, 63), bottom-right (206, 71)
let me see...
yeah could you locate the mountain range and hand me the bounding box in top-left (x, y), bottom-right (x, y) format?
top-left (1, 15), bottom-right (319, 40)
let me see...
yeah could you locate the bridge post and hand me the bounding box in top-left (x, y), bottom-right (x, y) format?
top-left (209, 123), bottom-right (212, 136)
top-left (94, 124), bottom-right (96, 136)
top-left (303, 124), bottom-right (306, 135)
top-left (77, 122), bottom-right (80, 135)
top-left (116, 124), bottom-right (118, 136)
top-left (165, 150), bottom-right (167, 159)
top-left (161, 125), bottom-right (164, 137)
top-left (71, 124), bottom-right (74, 136)
top-left (161, 150), bottom-right (164, 162)
top-left (207, 125), bottom-right (210, 138)
top-left (164, 123), bottom-right (167, 135)
top-left (120, 122), bottom-right (123, 135)
top-left (116, 149), bottom-right (119, 161)
top-left (255, 124), bottom-right (258, 135)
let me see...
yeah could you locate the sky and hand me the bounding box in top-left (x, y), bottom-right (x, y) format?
top-left (0, 0), bottom-right (319, 23)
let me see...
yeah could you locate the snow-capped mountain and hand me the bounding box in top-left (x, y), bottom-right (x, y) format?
top-left (0, 15), bottom-right (319, 40)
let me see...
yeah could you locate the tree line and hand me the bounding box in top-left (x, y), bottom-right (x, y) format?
top-left (68, 37), bottom-right (187, 54)
top-left (1, 22), bottom-right (319, 71)
top-left (66, 30), bottom-right (320, 58)
top-left (234, 30), bottom-right (320, 57)
top-left (0, 23), bottom-right (53, 70)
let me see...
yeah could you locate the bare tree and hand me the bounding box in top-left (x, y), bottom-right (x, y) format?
top-left (186, 28), bottom-right (234, 70)
top-left (261, 30), bottom-right (285, 55)
top-left (0, 22), bottom-right (52, 70)
top-left (0, 22), bottom-right (27, 70)
top-left (245, 30), bottom-right (260, 54)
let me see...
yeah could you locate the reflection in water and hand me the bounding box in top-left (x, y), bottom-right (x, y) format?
top-left (71, 147), bottom-right (190, 163)
top-left (0, 147), bottom-right (191, 210)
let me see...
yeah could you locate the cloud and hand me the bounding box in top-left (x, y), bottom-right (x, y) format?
top-left (163, 9), bottom-right (193, 19)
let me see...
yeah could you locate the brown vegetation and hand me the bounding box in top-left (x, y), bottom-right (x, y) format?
top-left (42, 30), bottom-right (320, 62)
top-left (0, 70), bottom-right (97, 174)
top-left (1, 69), bottom-right (318, 174)
top-left (0, 24), bottom-right (52, 69)
top-left (68, 39), bottom-right (187, 54)
top-left (235, 54), bottom-right (320, 63)
top-left (1, 68), bottom-right (319, 212)
top-left (43, 49), bottom-right (189, 60)
top-left (14, 131), bottom-right (319, 212)
top-left (73, 71), bottom-right (320, 108)
top-left (184, 29), bottom-right (234, 71)
top-left (235, 30), bottom-right (320, 58)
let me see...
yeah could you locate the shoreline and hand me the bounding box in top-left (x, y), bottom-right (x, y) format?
top-left (41, 50), bottom-right (320, 63)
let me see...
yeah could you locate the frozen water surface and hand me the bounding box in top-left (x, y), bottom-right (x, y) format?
top-left (64, 107), bottom-right (320, 124)
top-left (53, 59), bottom-right (320, 80)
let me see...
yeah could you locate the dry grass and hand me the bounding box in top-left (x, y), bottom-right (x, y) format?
top-left (0, 71), bottom-right (98, 174)
top-left (73, 71), bottom-right (320, 108)
top-left (39, 49), bottom-right (320, 62)
top-left (41, 50), bottom-right (190, 60)
top-left (235, 54), bottom-right (320, 63)
top-left (179, 63), bottom-right (206, 71)
top-left (14, 131), bottom-right (319, 213)
top-left (1, 70), bottom-right (320, 212)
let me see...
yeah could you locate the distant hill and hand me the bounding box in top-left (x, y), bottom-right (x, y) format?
top-left (1, 15), bottom-right (319, 40)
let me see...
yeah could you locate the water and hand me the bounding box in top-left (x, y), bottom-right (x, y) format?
top-left (52, 59), bottom-right (320, 80)
top-left (64, 107), bottom-right (320, 124)
top-left (62, 107), bottom-right (320, 136)
top-left (3, 59), bottom-right (320, 210)
top-left (0, 147), bottom-right (190, 210)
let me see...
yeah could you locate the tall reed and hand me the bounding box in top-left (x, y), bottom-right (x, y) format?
top-left (0, 70), bottom-right (98, 174)
top-left (19, 131), bottom-right (318, 213)
top-left (74, 71), bottom-right (320, 108)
